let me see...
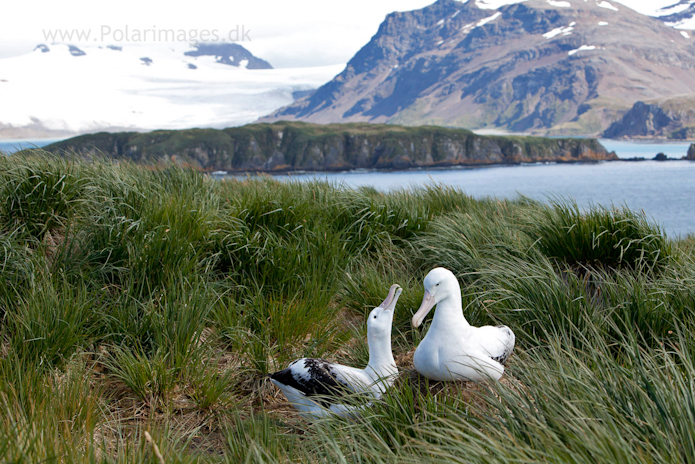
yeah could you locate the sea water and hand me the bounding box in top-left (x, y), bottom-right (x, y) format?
top-left (274, 140), bottom-right (695, 237)
top-left (0, 139), bottom-right (63, 153)
top-left (3, 137), bottom-right (694, 237)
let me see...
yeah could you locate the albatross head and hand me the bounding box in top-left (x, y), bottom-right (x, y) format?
top-left (412, 267), bottom-right (460, 328)
top-left (367, 284), bottom-right (402, 337)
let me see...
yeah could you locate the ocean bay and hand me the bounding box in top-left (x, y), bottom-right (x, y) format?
top-left (273, 140), bottom-right (695, 237)
top-left (4, 138), bottom-right (694, 237)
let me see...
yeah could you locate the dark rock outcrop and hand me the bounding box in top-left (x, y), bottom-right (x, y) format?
top-left (602, 98), bottom-right (695, 139)
top-left (44, 122), bottom-right (617, 172)
top-left (68, 45), bottom-right (86, 57)
top-left (687, 143), bottom-right (695, 160)
top-left (184, 43), bottom-right (272, 69)
top-left (603, 102), bottom-right (678, 138)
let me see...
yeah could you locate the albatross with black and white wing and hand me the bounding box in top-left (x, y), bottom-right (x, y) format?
top-left (269, 284), bottom-right (402, 418)
top-left (412, 268), bottom-right (515, 382)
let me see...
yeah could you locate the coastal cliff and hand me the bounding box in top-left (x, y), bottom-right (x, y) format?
top-left (44, 121), bottom-right (617, 172)
top-left (602, 98), bottom-right (695, 139)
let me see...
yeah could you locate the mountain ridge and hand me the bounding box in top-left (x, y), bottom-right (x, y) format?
top-left (262, 0), bottom-right (695, 136)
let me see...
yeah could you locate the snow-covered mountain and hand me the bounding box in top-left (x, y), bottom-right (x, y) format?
top-left (2, 0), bottom-right (694, 139)
top-left (468, 0), bottom-right (695, 27)
top-left (657, 0), bottom-right (695, 29)
top-left (0, 43), bottom-right (342, 139)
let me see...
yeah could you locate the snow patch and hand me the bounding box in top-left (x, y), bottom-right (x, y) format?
top-left (668, 18), bottom-right (695, 30)
top-left (568, 45), bottom-right (597, 55)
top-left (543, 25), bottom-right (574, 38)
top-left (477, 12), bottom-right (502, 27)
top-left (596, 1), bottom-right (618, 11)
top-left (656, 1), bottom-right (694, 16)
top-left (474, 0), bottom-right (526, 9)
top-left (451, 10), bottom-right (461, 18)
top-left (598, 21), bottom-right (609, 26)
top-left (436, 19), bottom-right (445, 27)
top-left (548, 0), bottom-right (571, 7)
top-left (681, 30), bottom-right (691, 38)
top-left (609, 0), bottom-right (691, 18)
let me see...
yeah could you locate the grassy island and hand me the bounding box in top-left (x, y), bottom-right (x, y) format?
top-left (44, 121), bottom-right (616, 172)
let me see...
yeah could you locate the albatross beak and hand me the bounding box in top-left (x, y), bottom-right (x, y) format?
top-left (379, 284), bottom-right (402, 311)
top-left (412, 290), bottom-right (435, 328)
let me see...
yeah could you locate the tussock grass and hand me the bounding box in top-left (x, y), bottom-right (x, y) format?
top-left (535, 200), bottom-right (671, 271)
top-left (0, 150), bottom-right (692, 462)
top-left (0, 153), bottom-right (86, 241)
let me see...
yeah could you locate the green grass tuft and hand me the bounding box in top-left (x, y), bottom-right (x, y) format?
top-left (535, 200), bottom-right (671, 271)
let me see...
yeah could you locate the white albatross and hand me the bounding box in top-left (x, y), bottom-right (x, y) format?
top-left (412, 268), bottom-right (515, 382)
top-left (269, 284), bottom-right (402, 418)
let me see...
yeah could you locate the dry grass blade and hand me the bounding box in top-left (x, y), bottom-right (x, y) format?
top-left (144, 431), bottom-right (165, 464)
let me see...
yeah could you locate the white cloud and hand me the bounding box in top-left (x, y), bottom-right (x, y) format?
top-left (0, 0), bottom-right (435, 67)
top-left (1, 0), bottom-right (693, 67)
top-left (0, 43), bottom-right (343, 132)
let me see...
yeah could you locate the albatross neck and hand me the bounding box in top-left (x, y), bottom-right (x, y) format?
top-left (431, 290), bottom-right (470, 330)
top-left (366, 330), bottom-right (397, 380)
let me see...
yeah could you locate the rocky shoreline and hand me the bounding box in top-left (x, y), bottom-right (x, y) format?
top-left (44, 121), bottom-right (617, 173)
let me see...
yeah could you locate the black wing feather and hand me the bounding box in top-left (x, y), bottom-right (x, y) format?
top-left (269, 358), bottom-right (356, 407)
top-left (492, 325), bottom-right (515, 365)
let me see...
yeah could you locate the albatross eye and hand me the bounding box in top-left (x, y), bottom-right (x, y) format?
top-left (373, 315), bottom-right (377, 319)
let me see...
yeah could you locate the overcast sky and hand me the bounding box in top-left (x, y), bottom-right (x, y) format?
top-left (0, 0), bottom-right (682, 67)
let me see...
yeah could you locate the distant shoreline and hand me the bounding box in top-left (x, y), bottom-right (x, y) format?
top-left (211, 156), bottom-right (695, 178)
top-left (3, 134), bottom-right (694, 145)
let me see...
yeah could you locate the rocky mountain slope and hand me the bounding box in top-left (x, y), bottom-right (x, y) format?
top-left (43, 121), bottom-right (616, 172)
top-left (263, 0), bottom-right (695, 136)
top-left (602, 97), bottom-right (695, 139)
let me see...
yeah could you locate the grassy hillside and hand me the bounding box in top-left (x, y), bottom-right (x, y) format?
top-left (44, 121), bottom-right (615, 172)
top-left (0, 151), bottom-right (693, 462)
